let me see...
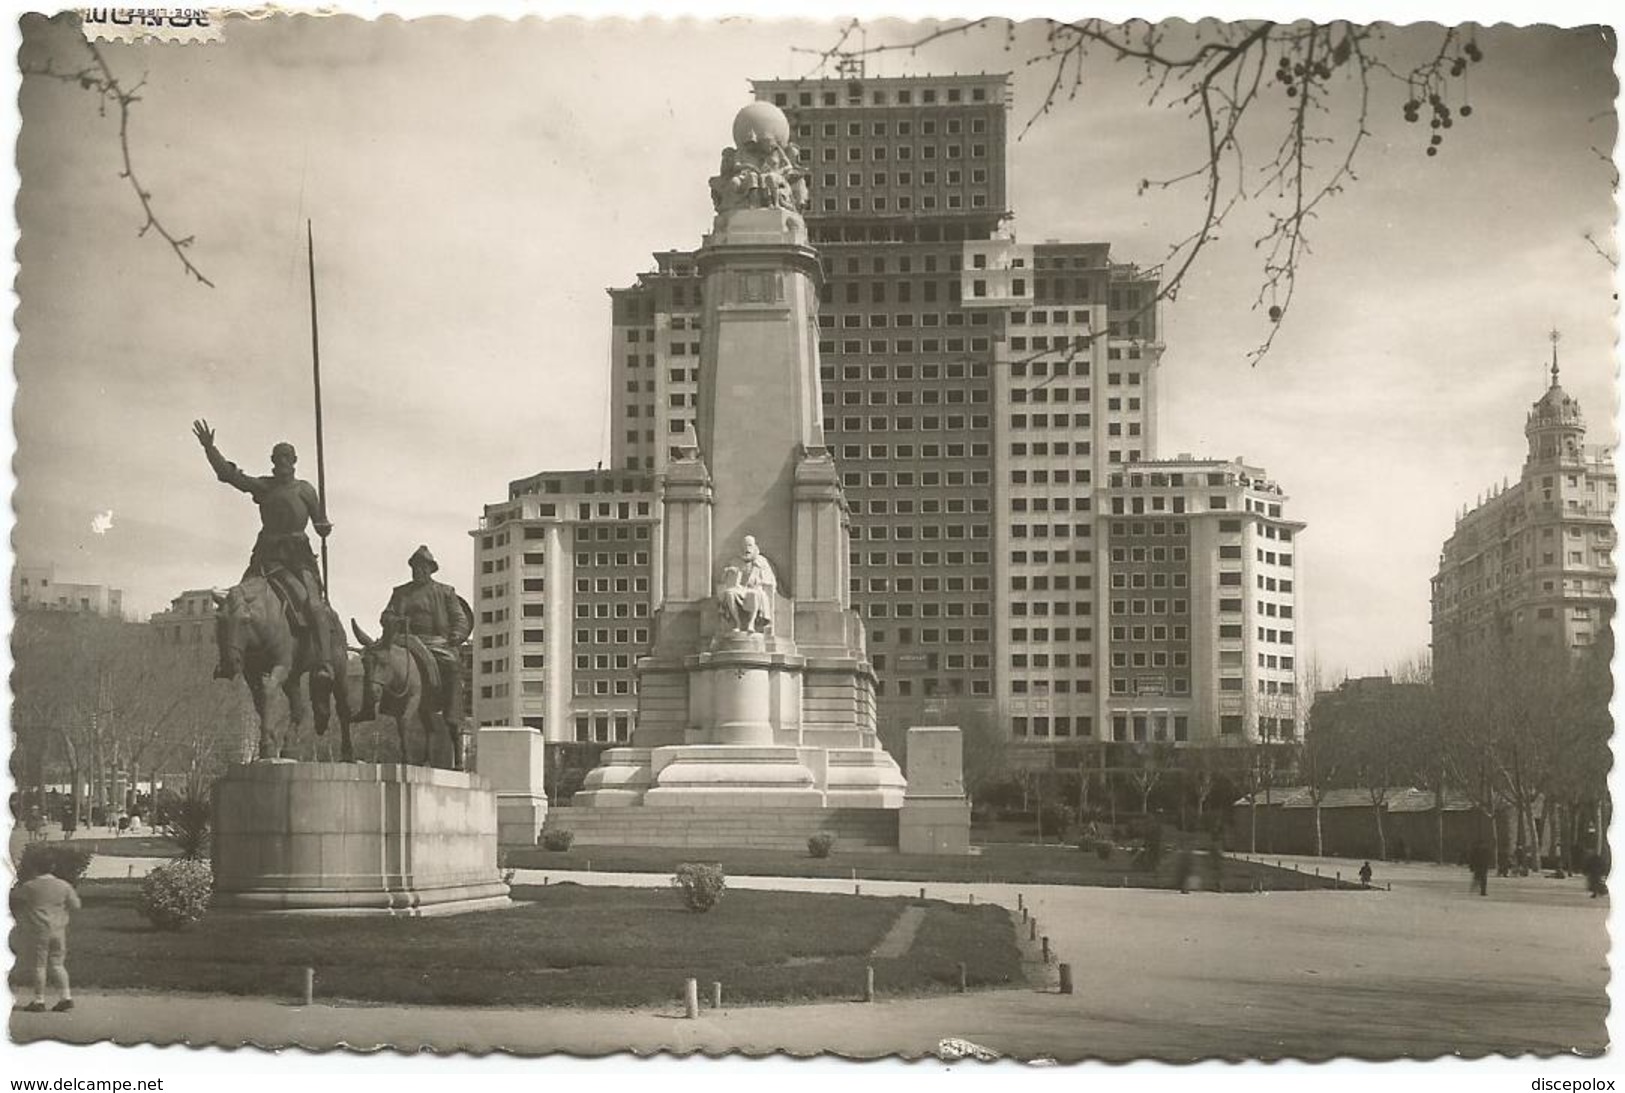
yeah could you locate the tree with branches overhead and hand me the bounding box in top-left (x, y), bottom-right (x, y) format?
top-left (807, 18), bottom-right (1495, 361)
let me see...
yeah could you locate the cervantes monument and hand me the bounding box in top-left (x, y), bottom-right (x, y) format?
top-left (561, 103), bottom-right (966, 850)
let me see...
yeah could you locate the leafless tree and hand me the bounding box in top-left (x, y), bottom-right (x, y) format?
top-left (809, 18), bottom-right (1489, 361)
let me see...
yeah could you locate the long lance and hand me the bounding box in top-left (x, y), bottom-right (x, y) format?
top-left (307, 219), bottom-right (330, 602)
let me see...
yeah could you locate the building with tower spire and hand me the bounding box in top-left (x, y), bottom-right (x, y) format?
top-left (1431, 334), bottom-right (1616, 676)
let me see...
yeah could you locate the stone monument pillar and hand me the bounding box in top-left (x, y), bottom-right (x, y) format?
top-left (898, 726), bottom-right (972, 855)
top-left (476, 725), bottom-right (549, 848)
top-left (573, 102), bottom-right (904, 814)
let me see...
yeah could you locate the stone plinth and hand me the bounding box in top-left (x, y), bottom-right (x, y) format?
top-left (572, 747), bottom-right (654, 807)
top-left (475, 726), bottom-right (548, 848)
top-left (212, 761), bottom-right (511, 915)
top-left (897, 726), bottom-right (971, 855)
top-left (641, 745), bottom-right (824, 808)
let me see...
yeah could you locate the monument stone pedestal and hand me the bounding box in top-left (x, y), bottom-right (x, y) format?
top-left (475, 726), bottom-right (549, 848)
top-left (567, 101), bottom-right (907, 833)
top-left (212, 761), bottom-right (511, 915)
top-left (897, 726), bottom-right (972, 856)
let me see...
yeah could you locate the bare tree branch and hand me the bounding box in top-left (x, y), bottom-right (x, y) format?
top-left (22, 36), bottom-right (214, 287)
top-left (805, 19), bottom-right (1486, 363)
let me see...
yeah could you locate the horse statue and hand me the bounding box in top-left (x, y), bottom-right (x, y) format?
top-left (349, 619), bottom-right (464, 770)
top-left (212, 577), bottom-right (354, 762)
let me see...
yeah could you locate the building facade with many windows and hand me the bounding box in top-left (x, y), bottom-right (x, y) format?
top-left (1432, 357), bottom-right (1616, 674)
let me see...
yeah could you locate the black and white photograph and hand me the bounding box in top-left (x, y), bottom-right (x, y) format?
top-left (4, 1), bottom-right (1619, 1083)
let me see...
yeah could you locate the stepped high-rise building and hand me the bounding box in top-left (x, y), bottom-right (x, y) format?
top-left (476, 68), bottom-right (1306, 757)
top-left (1432, 345), bottom-right (1617, 675)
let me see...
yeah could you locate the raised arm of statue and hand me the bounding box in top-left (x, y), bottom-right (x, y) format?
top-left (193, 419), bottom-right (257, 495)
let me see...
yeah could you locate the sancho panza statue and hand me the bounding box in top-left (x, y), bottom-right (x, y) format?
top-left (717, 535), bottom-right (777, 634)
top-left (708, 101), bottom-right (809, 215)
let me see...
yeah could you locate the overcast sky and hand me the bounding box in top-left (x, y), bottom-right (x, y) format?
top-left (11, 11), bottom-right (1616, 681)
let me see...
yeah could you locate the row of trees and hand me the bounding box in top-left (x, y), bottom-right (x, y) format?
top-left (11, 611), bottom-right (252, 827)
top-left (944, 636), bottom-right (1610, 867)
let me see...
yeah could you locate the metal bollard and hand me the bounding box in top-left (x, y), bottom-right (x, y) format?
top-left (712, 981), bottom-right (722, 1009)
top-left (1058, 963), bottom-right (1074, 995)
top-left (1041, 936), bottom-right (1051, 963)
top-left (302, 967), bottom-right (315, 1007)
top-left (684, 978), bottom-right (699, 1019)
top-left (957, 962), bottom-right (968, 993)
top-left (864, 965), bottom-right (875, 1003)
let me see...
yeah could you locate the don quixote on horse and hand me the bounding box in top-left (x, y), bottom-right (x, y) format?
top-left (195, 420), bottom-right (354, 762)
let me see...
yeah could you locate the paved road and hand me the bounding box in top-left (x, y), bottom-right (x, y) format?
top-left (12, 856), bottom-right (1609, 1060)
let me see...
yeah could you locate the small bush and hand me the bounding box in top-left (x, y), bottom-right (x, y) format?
top-left (137, 859), bottom-right (214, 931)
top-left (163, 788), bottom-right (211, 861)
top-left (1038, 804), bottom-right (1077, 836)
top-left (807, 832), bottom-right (837, 859)
top-left (17, 843), bottom-right (94, 885)
top-left (671, 862), bottom-right (726, 912)
top-left (540, 828), bottom-right (575, 852)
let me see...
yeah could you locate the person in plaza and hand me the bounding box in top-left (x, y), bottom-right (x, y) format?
top-left (1467, 841), bottom-right (1491, 896)
top-left (192, 419), bottom-right (335, 680)
top-left (1358, 861), bottom-right (1373, 889)
top-left (368, 545), bottom-right (473, 729)
top-left (1583, 849), bottom-right (1609, 899)
top-left (10, 861), bottom-right (82, 1013)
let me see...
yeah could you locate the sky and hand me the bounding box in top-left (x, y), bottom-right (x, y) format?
top-left (10, 10), bottom-right (1617, 682)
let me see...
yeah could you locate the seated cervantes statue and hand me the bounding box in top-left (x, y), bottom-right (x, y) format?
top-left (716, 535), bottom-right (778, 634)
top-left (708, 102), bottom-right (809, 216)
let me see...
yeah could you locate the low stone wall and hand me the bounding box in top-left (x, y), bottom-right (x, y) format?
top-left (543, 804), bottom-right (900, 851)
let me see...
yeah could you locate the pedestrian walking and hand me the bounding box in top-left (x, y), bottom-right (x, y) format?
top-left (1358, 861), bottom-right (1373, 889)
top-left (10, 861), bottom-right (82, 1012)
top-left (1467, 841), bottom-right (1490, 897)
top-left (1583, 849), bottom-right (1609, 899)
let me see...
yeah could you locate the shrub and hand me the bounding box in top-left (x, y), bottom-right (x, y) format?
top-left (540, 828), bottom-right (575, 852)
top-left (17, 843), bottom-right (94, 886)
top-left (671, 862), bottom-right (726, 912)
top-left (163, 788), bottom-right (212, 861)
top-left (1038, 804), bottom-right (1077, 836)
top-left (807, 832), bottom-right (837, 859)
top-left (137, 859), bottom-right (214, 931)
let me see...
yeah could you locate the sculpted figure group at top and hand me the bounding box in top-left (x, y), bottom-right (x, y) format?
top-left (708, 103), bottom-right (810, 216)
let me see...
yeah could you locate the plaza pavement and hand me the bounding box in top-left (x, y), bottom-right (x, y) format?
top-left (11, 853), bottom-right (1609, 1060)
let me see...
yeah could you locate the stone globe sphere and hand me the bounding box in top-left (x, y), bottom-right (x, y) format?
top-left (733, 101), bottom-right (791, 148)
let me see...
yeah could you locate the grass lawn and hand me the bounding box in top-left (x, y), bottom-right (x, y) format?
top-left (508, 841), bottom-right (1349, 891)
top-left (9, 880), bottom-right (1023, 1008)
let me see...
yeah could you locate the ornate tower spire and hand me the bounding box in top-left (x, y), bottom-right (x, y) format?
top-left (1549, 326), bottom-right (1562, 388)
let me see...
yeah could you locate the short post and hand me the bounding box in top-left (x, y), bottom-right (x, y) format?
top-left (1387, 882), bottom-right (1392, 892)
top-left (919, 887), bottom-right (926, 900)
top-left (855, 883), bottom-right (861, 896)
top-left (968, 892), bottom-right (975, 905)
top-left (1314, 867), bottom-right (1320, 877)
top-left (127, 864), bottom-right (134, 878)
top-left (1028, 918), bottom-right (1037, 941)
top-left (1336, 871), bottom-right (1341, 885)
top-left (864, 965), bottom-right (875, 1003)
top-left (302, 967), bottom-right (315, 1007)
top-left (1041, 936), bottom-right (1051, 963)
top-left (1021, 907), bottom-right (1029, 923)
top-left (684, 978), bottom-right (699, 1020)
top-left (1058, 963), bottom-right (1074, 995)
top-left (1017, 893), bottom-right (1025, 911)
top-left (711, 981), bottom-right (722, 1010)
top-left (543, 876), bottom-right (549, 886)
top-left (957, 962), bottom-right (967, 993)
